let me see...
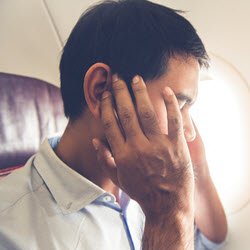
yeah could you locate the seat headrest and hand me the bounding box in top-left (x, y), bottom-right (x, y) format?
top-left (0, 72), bottom-right (67, 169)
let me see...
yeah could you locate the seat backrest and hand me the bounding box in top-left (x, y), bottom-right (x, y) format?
top-left (0, 72), bottom-right (67, 170)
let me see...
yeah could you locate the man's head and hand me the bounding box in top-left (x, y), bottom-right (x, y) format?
top-left (60, 0), bottom-right (208, 141)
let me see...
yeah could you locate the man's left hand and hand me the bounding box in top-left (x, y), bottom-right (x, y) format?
top-left (187, 121), bottom-right (210, 182)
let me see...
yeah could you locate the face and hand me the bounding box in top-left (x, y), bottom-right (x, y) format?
top-left (84, 55), bottom-right (200, 143)
top-left (145, 55), bottom-right (200, 142)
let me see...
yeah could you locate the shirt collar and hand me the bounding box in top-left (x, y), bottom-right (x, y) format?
top-left (33, 138), bottom-right (105, 214)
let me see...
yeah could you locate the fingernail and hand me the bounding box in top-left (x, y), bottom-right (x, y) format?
top-left (132, 75), bottom-right (140, 84)
top-left (112, 74), bottom-right (119, 83)
top-left (92, 139), bottom-right (99, 150)
top-left (164, 87), bottom-right (173, 96)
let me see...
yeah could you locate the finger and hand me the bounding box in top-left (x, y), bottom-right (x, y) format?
top-left (187, 119), bottom-right (204, 148)
top-left (92, 138), bottom-right (119, 186)
top-left (191, 118), bottom-right (199, 137)
top-left (163, 87), bottom-right (184, 140)
top-left (100, 91), bottom-right (125, 155)
top-left (111, 74), bottom-right (143, 139)
top-left (131, 75), bottom-right (161, 137)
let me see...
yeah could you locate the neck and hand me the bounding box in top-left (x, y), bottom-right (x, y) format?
top-left (54, 114), bottom-right (119, 200)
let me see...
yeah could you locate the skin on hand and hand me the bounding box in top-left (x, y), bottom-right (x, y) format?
top-left (93, 74), bottom-right (194, 214)
top-left (187, 121), bottom-right (210, 181)
top-left (187, 122), bottom-right (228, 243)
top-left (93, 74), bottom-right (195, 249)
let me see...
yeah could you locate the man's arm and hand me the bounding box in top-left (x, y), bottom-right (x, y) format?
top-left (188, 124), bottom-right (228, 243)
top-left (194, 173), bottom-right (227, 243)
top-left (143, 211), bottom-right (194, 250)
top-left (93, 75), bottom-right (195, 250)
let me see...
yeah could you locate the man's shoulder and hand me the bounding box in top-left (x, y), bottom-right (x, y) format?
top-left (0, 155), bottom-right (43, 215)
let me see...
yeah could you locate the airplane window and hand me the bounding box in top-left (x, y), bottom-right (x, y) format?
top-left (191, 54), bottom-right (250, 215)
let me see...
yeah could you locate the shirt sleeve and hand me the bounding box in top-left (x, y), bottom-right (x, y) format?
top-left (195, 227), bottom-right (226, 250)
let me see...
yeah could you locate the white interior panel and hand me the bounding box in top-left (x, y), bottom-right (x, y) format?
top-left (43, 0), bottom-right (95, 46)
top-left (0, 0), bottom-right (61, 85)
top-left (221, 203), bottom-right (250, 250)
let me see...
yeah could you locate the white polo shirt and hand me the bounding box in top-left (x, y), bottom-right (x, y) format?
top-left (0, 137), bottom-right (224, 250)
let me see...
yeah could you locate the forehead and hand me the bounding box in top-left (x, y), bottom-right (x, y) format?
top-left (146, 55), bottom-right (200, 98)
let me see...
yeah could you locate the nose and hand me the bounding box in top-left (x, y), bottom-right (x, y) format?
top-left (183, 111), bottom-right (196, 142)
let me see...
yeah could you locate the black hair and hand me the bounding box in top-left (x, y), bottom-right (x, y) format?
top-left (60, 0), bottom-right (209, 120)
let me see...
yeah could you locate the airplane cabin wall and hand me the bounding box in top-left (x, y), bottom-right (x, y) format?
top-left (0, 1), bottom-right (249, 249)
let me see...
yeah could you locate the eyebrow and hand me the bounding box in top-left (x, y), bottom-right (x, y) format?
top-left (175, 93), bottom-right (195, 105)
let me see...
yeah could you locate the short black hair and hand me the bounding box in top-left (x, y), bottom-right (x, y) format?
top-left (60, 0), bottom-right (209, 120)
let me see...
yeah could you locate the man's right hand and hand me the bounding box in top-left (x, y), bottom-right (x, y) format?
top-left (93, 74), bottom-right (195, 249)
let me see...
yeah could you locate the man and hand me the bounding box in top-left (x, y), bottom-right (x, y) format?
top-left (0, 0), bottom-right (227, 249)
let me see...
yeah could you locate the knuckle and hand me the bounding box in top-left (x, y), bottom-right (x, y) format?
top-left (144, 126), bottom-right (160, 136)
top-left (112, 80), bottom-right (125, 92)
top-left (173, 117), bottom-right (182, 128)
top-left (168, 126), bottom-right (183, 140)
top-left (102, 117), bottom-right (114, 130)
top-left (126, 128), bottom-right (138, 137)
top-left (166, 95), bottom-right (175, 104)
top-left (138, 107), bottom-right (160, 134)
top-left (101, 95), bottom-right (112, 107)
top-left (168, 115), bottom-right (182, 130)
top-left (139, 107), bottom-right (156, 122)
top-left (132, 83), bottom-right (146, 93)
top-left (119, 106), bottom-right (133, 123)
top-left (175, 126), bottom-right (183, 136)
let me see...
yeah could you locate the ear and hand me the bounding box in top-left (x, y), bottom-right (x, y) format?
top-left (83, 63), bottom-right (112, 119)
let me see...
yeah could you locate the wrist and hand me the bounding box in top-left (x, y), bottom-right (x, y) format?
top-left (194, 162), bottom-right (211, 185)
top-left (143, 210), bottom-right (194, 250)
top-left (145, 209), bottom-right (194, 233)
top-left (195, 171), bottom-right (214, 194)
